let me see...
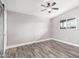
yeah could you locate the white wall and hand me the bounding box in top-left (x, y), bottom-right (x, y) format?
top-left (7, 11), bottom-right (49, 46)
top-left (51, 7), bottom-right (79, 45)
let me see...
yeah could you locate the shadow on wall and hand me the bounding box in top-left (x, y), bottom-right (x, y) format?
top-left (7, 11), bottom-right (49, 46)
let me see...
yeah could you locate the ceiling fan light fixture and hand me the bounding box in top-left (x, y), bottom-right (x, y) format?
top-left (47, 8), bottom-right (51, 11)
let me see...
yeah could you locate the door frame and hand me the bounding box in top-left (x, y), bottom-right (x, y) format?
top-left (0, 0), bottom-right (7, 57)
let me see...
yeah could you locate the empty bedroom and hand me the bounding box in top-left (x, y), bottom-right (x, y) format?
top-left (0, 0), bottom-right (79, 58)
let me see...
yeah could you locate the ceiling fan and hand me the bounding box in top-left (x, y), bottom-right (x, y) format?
top-left (41, 2), bottom-right (59, 13)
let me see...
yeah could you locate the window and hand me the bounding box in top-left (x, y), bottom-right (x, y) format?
top-left (60, 18), bottom-right (76, 29)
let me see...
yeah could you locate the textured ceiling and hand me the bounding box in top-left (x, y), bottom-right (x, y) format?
top-left (2, 0), bottom-right (79, 18)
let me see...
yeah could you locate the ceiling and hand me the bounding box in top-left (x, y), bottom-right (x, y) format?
top-left (2, 0), bottom-right (79, 18)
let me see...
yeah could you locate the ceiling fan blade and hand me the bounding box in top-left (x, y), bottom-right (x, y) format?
top-left (41, 4), bottom-right (47, 7)
top-left (41, 9), bottom-right (47, 11)
top-left (52, 2), bottom-right (56, 6)
top-left (52, 8), bottom-right (59, 10)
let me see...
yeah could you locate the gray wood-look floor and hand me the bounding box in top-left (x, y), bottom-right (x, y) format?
top-left (5, 40), bottom-right (79, 58)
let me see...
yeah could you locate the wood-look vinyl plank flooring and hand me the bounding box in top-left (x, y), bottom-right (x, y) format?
top-left (5, 40), bottom-right (79, 58)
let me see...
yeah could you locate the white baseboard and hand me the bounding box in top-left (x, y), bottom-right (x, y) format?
top-left (6, 38), bottom-right (52, 49)
top-left (50, 38), bottom-right (79, 48)
top-left (6, 38), bottom-right (79, 49)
